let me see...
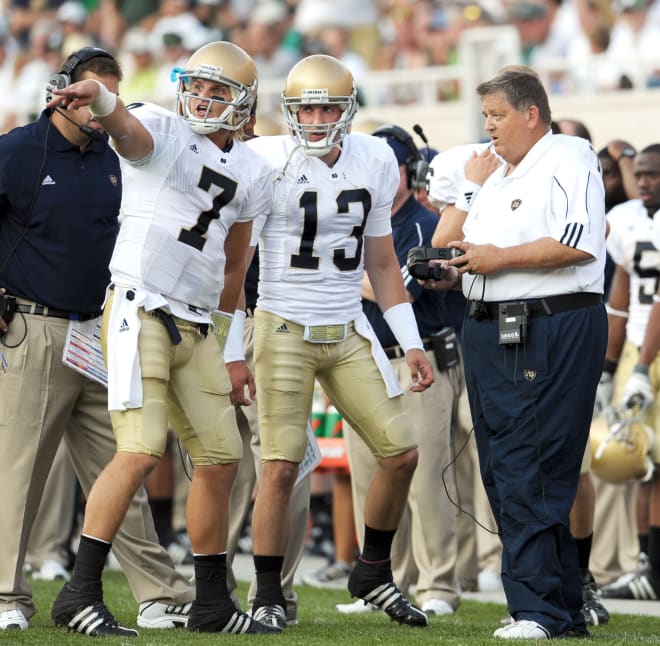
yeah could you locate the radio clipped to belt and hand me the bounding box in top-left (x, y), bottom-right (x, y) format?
top-left (430, 326), bottom-right (459, 371)
top-left (498, 302), bottom-right (528, 345)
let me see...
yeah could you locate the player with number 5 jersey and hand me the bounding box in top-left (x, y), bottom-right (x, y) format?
top-left (46, 41), bottom-right (278, 636)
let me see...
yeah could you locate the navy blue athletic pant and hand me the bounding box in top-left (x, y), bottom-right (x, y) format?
top-left (463, 302), bottom-right (607, 636)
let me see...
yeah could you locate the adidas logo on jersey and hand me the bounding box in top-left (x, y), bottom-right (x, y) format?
top-left (189, 144), bottom-right (198, 154)
top-left (275, 323), bottom-right (290, 334)
top-left (296, 174), bottom-right (309, 184)
top-left (119, 318), bottom-right (130, 332)
top-left (41, 175), bottom-right (56, 185)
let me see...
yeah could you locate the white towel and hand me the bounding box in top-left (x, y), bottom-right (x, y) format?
top-left (105, 285), bottom-right (146, 411)
top-left (353, 313), bottom-right (403, 398)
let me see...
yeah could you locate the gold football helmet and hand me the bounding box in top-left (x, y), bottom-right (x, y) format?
top-left (173, 41), bottom-right (257, 135)
top-left (590, 407), bottom-right (654, 484)
top-left (282, 54), bottom-right (357, 156)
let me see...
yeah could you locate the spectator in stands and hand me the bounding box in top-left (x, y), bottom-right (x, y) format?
top-left (11, 18), bottom-right (62, 126)
top-left (508, 1), bottom-right (555, 66)
top-left (376, 1), bottom-right (432, 72)
top-left (0, 23), bottom-right (21, 133)
top-left (240, 0), bottom-right (300, 80)
top-left (304, 24), bottom-right (370, 85)
top-left (608, 0), bottom-right (660, 87)
top-left (152, 31), bottom-right (190, 108)
top-left (292, 0), bottom-right (381, 67)
top-left (117, 28), bottom-right (158, 106)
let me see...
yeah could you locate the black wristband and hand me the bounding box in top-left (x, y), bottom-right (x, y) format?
top-left (603, 358), bottom-right (618, 375)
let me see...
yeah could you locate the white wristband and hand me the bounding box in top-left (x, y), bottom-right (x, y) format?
top-left (383, 302), bottom-right (423, 353)
top-left (605, 304), bottom-right (629, 319)
top-left (654, 294), bottom-right (660, 304)
top-left (454, 180), bottom-right (481, 213)
top-left (223, 310), bottom-right (246, 363)
top-left (89, 80), bottom-right (117, 117)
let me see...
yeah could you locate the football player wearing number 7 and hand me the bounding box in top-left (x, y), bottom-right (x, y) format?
top-left (242, 55), bottom-right (434, 632)
top-left (45, 41), bottom-right (278, 635)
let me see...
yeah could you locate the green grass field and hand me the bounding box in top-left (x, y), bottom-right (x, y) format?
top-left (5, 572), bottom-right (659, 644)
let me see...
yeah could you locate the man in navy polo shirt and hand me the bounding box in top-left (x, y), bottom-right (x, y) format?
top-left (0, 47), bottom-right (193, 633)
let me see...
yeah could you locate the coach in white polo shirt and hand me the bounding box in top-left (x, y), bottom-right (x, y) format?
top-left (437, 66), bottom-right (607, 640)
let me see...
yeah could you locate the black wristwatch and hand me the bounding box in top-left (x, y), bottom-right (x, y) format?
top-left (616, 147), bottom-right (636, 162)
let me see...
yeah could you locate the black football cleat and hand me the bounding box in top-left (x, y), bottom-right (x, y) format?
top-left (52, 584), bottom-right (138, 637)
top-left (348, 561), bottom-right (428, 627)
top-left (188, 605), bottom-right (280, 634)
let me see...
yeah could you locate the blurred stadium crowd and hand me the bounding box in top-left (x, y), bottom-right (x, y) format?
top-left (0, 0), bottom-right (659, 138)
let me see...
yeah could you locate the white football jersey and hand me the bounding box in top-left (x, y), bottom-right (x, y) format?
top-left (462, 131), bottom-right (606, 301)
top-left (247, 133), bottom-right (399, 325)
top-left (607, 199), bottom-right (659, 347)
top-left (109, 103), bottom-right (274, 322)
top-left (654, 210), bottom-right (660, 254)
top-left (427, 142), bottom-right (491, 213)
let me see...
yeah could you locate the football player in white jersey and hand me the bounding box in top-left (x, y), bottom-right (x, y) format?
top-left (46, 41), bottom-right (278, 635)
top-left (599, 144), bottom-right (660, 601)
top-left (242, 55), bottom-right (434, 631)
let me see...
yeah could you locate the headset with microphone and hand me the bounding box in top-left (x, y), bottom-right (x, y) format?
top-left (46, 46), bottom-right (114, 142)
top-left (54, 107), bottom-right (103, 141)
top-left (371, 124), bottom-right (429, 191)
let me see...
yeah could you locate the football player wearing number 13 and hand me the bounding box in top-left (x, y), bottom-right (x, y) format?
top-left (242, 55), bottom-right (434, 631)
top-left (46, 41), bottom-right (278, 635)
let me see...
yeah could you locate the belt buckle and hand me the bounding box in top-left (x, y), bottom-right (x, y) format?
top-left (304, 323), bottom-right (347, 344)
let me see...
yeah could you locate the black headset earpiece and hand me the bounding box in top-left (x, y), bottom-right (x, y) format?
top-left (371, 124), bottom-right (429, 191)
top-left (46, 47), bottom-right (114, 103)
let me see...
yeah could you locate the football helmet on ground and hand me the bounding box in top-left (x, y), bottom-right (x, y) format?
top-left (590, 406), bottom-right (654, 484)
top-left (282, 54), bottom-right (357, 156)
top-left (173, 41), bottom-right (257, 135)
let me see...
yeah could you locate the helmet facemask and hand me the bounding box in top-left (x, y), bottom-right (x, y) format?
top-left (174, 66), bottom-right (255, 135)
top-left (281, 55), bottom-right (357, 157)
top-left (283, 93), bottom-right (356, 157)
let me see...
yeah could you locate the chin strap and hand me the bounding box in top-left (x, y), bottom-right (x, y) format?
top-left (276, 142), bottom-right (305, 182)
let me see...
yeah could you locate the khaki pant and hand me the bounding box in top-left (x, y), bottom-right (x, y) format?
top-left (25, 443), bottom-right (77, 570)
top-left (226, 315), bottom-right (311, 622)
top-left (0, 314), bottom-right (193, 619)
top-left (254, 309), bottom-right (416, 463)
